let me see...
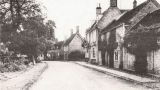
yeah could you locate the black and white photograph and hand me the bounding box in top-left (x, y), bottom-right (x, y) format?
top-left (0, 0), bottom-right (160, 90)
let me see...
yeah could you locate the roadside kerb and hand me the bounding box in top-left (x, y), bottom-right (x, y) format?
top-left (75, 62), bottom-right (157, 89)
top-left (0, 62), bottom-right (48, 90)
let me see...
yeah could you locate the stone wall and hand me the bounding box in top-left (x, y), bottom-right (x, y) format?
top-left (147, 50), bottom-right (160, 74)
top-left (123, 48), bottom-right (135, 71)
top-left (69, 34), bottom-right (84, 53)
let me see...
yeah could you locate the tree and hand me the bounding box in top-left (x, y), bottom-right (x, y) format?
top-left (45, 20), bottom-right (56, 40)
top-left (0, 0), bottom-right (56, 64)
top-left (0, 0), bottom-right (42, 32)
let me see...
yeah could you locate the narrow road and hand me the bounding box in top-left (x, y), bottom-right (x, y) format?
top-left (29, 61), bottom-right (150, 90)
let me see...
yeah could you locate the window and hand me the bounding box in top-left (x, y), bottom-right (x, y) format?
top-left (157, 37), bottom-right (160, 44)
top-left (87, 49), bottom-right (89, 53)
top-left (101, 35), bottom-right (104, 42)
top-left (115, 51), bottom-right (118, 61)
top-left (93, 48), bottom-right (95, 58)
top-left (106, 32), bottom-right (110, 44)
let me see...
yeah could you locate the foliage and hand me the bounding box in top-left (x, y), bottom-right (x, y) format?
top-left (45, 20), bottom-right (56, 41)
top-left (0, 57), bottom-right (29, 73)
top-left (124, 30), bottom-right (159, 55)
top-left (99, 30), bottom-right (117, 52)
top-left (0, 0), bottom-right (56, 64)
top-left (68, 50), bottom-right (85, 60)
top-left (98, 30), bottom-right (117, 68)
top-left (123, 27), bottom-right (160, 73)
top-left (0, 0), bottom-right (42, 31)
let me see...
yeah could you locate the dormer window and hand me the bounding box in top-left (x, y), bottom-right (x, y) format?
top-left (157, 37), bottom-right (160, 44)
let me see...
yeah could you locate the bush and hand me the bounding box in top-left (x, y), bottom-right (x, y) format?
top-left (68, 50), bottom-right (85, 60)
top-left (0, 56), bottom-right (30, 72)
top-left (134, 55), bottom-right (147, 74)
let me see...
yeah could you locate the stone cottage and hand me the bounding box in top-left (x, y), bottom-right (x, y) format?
top-left (63, 27), bottom-right (84, 60)
top-left (51, 41), bottom-right (64, 60)
top-left (99, 0), bottom-right (160, 71)
top-left (85, 0), bottom-right (125, 65)
top-left (129, 9), bottom-right (160, 74)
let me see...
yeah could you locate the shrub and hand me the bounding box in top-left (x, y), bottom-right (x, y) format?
top-left (68, 50), bottom-right (84, 60)
top-left (0, 56), bottom-right (30, 72)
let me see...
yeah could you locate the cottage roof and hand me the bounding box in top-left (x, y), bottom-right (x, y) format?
top-left (86, 21), bottom-right (96, 34)
top-left (132, 9), bottom-right (160, 30)
top-left (54, 41), bottom-right (64, 49)
top-left (55, 41), bottom-right (64, 46)
top-left (63, 34), bottom-right (76, 46)
top-left (101, 0), bottom-right (160, 33)
top-left (63, 33), bottom-right (84, 46)
top-left (97, 6), bottom-right (122, 30)
top-left (120, 9), bottom-right (130, 13)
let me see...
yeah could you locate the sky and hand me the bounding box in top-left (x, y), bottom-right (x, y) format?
top-left (36, 0), bottom-right (160, 41)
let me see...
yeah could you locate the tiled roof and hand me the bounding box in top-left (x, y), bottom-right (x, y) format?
top-left (97, 7), bottom-right (122, 30)
top-left (54, 41), bottom-right (64, 49)
top-left (101, 0), bottom-right (160, 33)
top-left (63, 33), bottom-right (84, 46)
top-left (63, 34), bottom-right (76, 46)
top-left (55, 41), bottom-right (64, 46)
top-left (86, 21), bottom-right (96, 34)
top-left (132, 9), bottom-right (160, 30)
top-left (120, 9), bottom-right (130, 13)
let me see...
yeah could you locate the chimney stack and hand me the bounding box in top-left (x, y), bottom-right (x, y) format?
top-left (133, 0), bottom-right (137, 8)
top-left (76, 26), bottom-right (79, 33)
top-left (96, 3), bottom-right (101, 16)
top-left (110, 0), bottom-right (117, 7)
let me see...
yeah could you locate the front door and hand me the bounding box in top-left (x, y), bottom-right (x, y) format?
top-left (105, 51), bottom-right (109, 66)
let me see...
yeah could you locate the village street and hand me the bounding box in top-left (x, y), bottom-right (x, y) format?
top-left (29, 61), bottom-right (150, 90)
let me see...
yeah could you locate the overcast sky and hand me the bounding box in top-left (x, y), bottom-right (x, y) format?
top-left (37, 0), bottom-right (160, 41)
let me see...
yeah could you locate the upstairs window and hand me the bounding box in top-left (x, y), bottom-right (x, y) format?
top-left (101, 35), bottom-right (104, 42)
top-left (106, 32), bottom-right (110, 44)
top-left (93, 48), bottom-right (95, 58)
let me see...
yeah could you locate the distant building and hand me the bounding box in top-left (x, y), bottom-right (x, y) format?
top-left (63, 26), bottom-right (85, 60)
top-left (50, 41), bottom-right (64, 60)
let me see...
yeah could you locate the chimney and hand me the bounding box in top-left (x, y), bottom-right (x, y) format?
top-left (96, 3), bottom-right (101, 16)
top-left (71, 29), bottom-right (73, 35)
top-left (76, 26), bottom-right (79, 33)
top-left (110, 0), bottom-right (117, 7)
top-left (133, 0), bottom-right (137, 8)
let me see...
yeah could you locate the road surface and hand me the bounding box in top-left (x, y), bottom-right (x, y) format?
top-left (29, 61), bottom-right (151, 90)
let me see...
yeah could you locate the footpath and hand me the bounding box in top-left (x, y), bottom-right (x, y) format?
top-left (0, 62), bottom-right (48, 90)
top-left (75, 61), bottom-right (160, 89)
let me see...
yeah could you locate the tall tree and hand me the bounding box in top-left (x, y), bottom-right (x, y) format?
top-left (45, 20), bottom-right (56, 40)
top-left (0, 0), bottom-right (42, 31)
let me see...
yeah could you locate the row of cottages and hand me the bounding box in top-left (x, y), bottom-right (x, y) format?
top-left (85, 0), bottom-right (160, 74)
top-left (50, 41), bottom-right (64, 60)
top-left (50, 26), bottom-right (85, 60)
top-left (100, 0), bottom-right (160, 73)
top-left (85, 0), bottom-right (128, 65)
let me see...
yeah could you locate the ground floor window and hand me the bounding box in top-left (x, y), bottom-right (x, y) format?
top-left (93, 48), bottom-right (95, 58)
top-left (115, 51), bottom-right (118, 61)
